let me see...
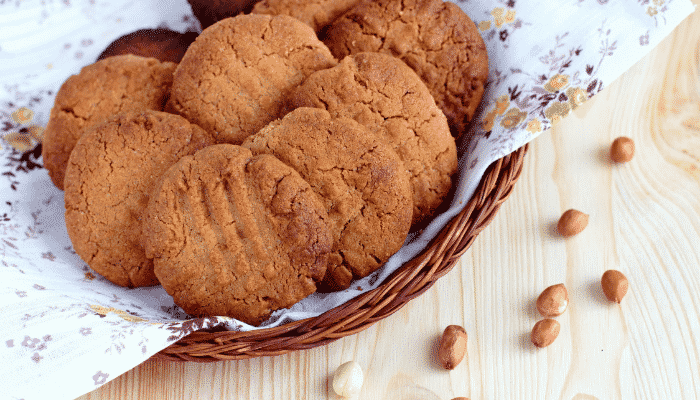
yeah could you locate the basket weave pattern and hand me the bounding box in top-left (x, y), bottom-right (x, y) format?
top-left (153, 144), bottom-right (528, 362)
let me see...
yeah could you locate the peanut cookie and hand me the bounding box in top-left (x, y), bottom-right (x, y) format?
top-left (289, 52), bottom-right (457, 223)
top-left (143, 144), bottom-right (332, 325)
top-left (324, 0), bottom-right (488, 135)
top-left (64, 110), bottom-right (215, 288)
top-left (42, 55), bottom-right (176, 190)
top-left (252, 0), bottom-right (361, 33)
top-left (167, 14), bottom-right (337, 145)
top-left (243, 107), bottom-right (413, 291)
top-left (97, 28), bottom-right (198, 64)
top-left (186, 0), bottom-right (259, 29)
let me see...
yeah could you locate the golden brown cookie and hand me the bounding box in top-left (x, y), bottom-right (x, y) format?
top-left (167, 14), bottom-right (337, 145)
top-left (243, 107), bottom-right (413, 291)
top-left (97, 28), bottom-right (198, 64)
top-left (64, 110), bottom-right (215, 288)
top-left (143, 144), bottom-right (332, 325)
top-left (324, 0), bottom-right (489, 135)
top-left (252, 0), bottom-right (361, 33)
top-left (186, 0), bottom-right (259, 29)
top-left (42, 55), bottom-right (176, 190)
top-left (289, 52), bottom-right (457, 223)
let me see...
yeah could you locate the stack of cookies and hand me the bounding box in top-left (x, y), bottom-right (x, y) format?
top-left (43, 0), bottom-right (488, 326)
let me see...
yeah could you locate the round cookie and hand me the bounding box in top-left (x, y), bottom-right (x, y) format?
top-left (324, 0), bottom-right (489, 136)
top-left (97, 28), bottom-right (198, 64)
top-left (243, 107), bottom-right (413, 291)
top-left (143, 144), bottom-right (332, 325)
top-left (252, 0), bottom-right (361, 33)
top-left (64, 110), bottom-right (215, 288)
top-left (42, 55), bottom-right (176, 190)
top-left (289, 52), bottom-right (457, 223)
top-left (167, 14), bottom-right (337, 145)
top-left (186, 0), bottom-right (259, 29)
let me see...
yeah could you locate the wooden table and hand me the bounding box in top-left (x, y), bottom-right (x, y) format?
top-left (77, 3), bottom-right (700, 399)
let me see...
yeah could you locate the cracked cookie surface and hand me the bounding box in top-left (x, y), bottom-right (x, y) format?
top-left (324, 0), bottom-right (489, 135)
top-left (143, 144), bottom-right (332, 325)
top-left (289, 52), bottom-right (457, 223)
top-left (42, 55), bottom-right (176, 190)
top-left (252, 0), bottom-right (361, 33)
top-left (243, 107), bottom-right (413, 291)
top-left (166, 14), bottom-right (337, 145)
top-left (64, 110), bottom-right (215, 288)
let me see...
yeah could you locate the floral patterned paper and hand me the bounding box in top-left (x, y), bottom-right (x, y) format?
top-left (0, 0), bottom-right (694, 399)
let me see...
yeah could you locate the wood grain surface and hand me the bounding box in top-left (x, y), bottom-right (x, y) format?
top-left (77, 3), bottom-right (700, 399)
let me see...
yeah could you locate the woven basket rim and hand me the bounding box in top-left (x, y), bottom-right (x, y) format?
top-left (152, 144), bottom-right (528, 362)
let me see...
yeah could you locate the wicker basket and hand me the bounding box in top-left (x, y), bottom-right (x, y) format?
top-left (153, 144), bottom-right (528, 362)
